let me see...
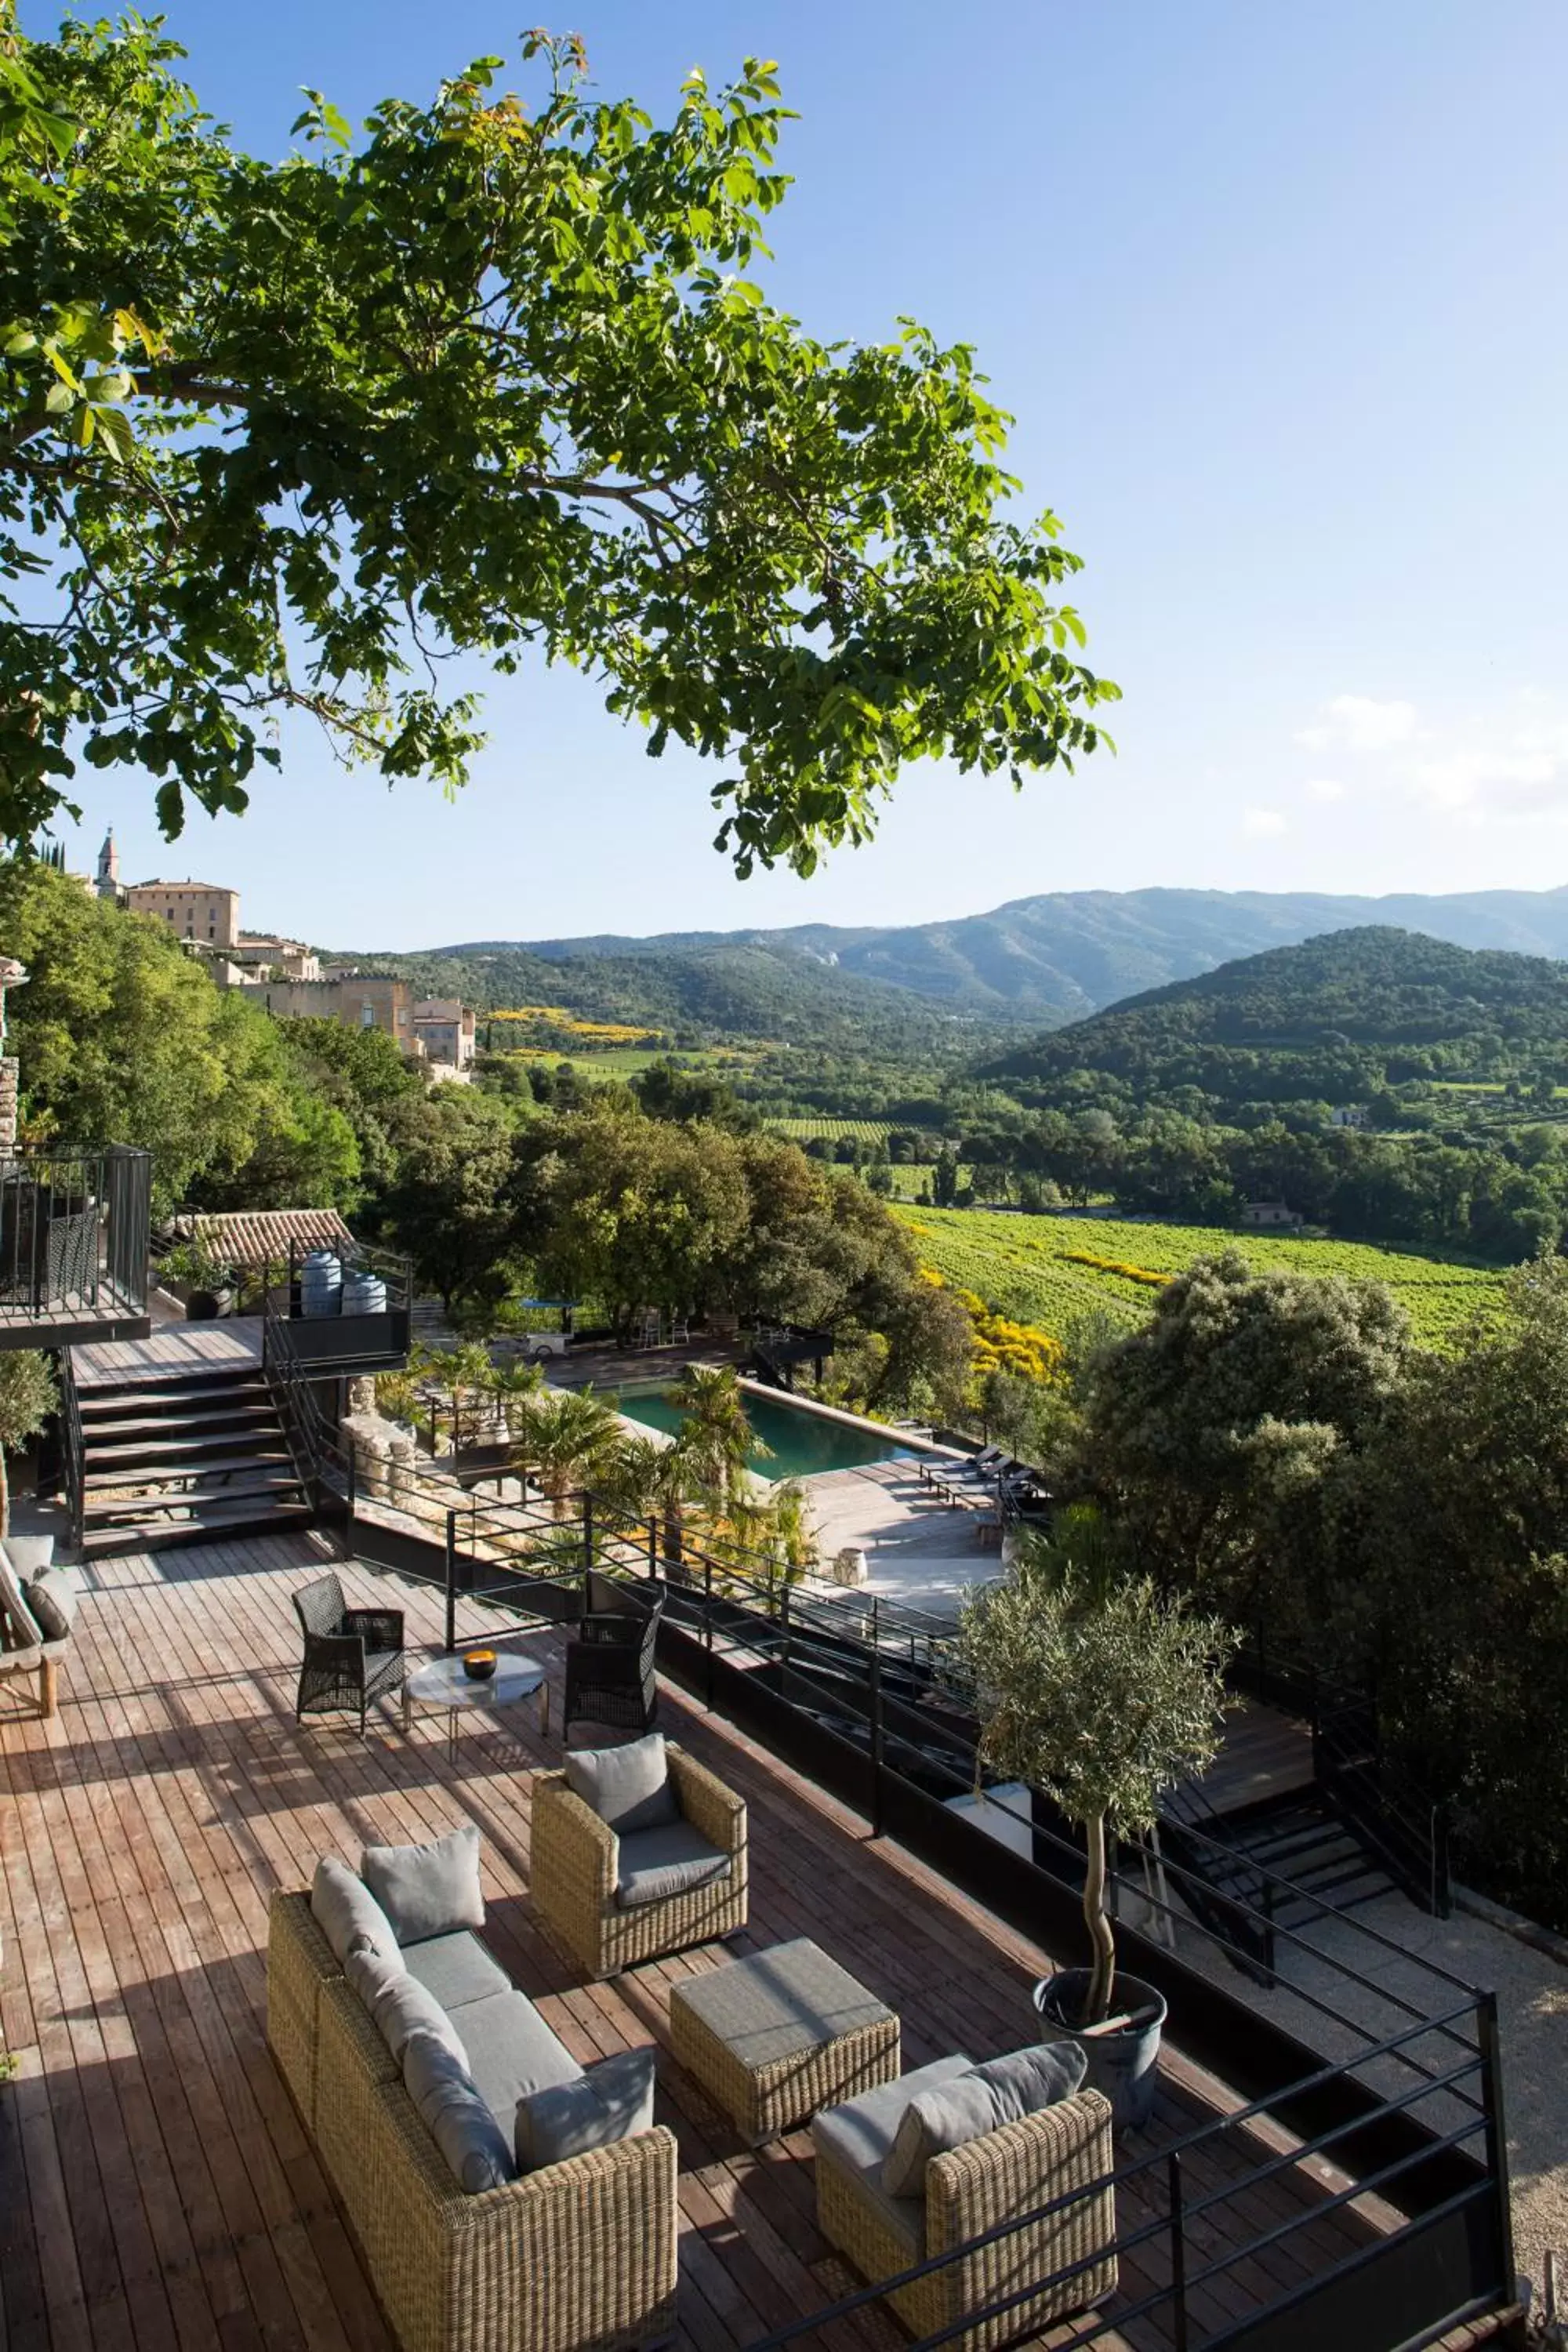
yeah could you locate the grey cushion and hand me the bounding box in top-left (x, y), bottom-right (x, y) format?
top-left (311, 1855), bottom-right (400, 1964)
top-left (403, 1928), bottom-right (512, 2010)
top-left (402, 2027), bottom-right (514, 2194)
top-left (24, 1567), bottom-right (76, 1639)
top-left (615, 1819), bottom-right (731, 1909)
top-left (881, 2041), bottom-right (1088, 2199)
top-left (449, 1990), bottom-right (582, 2128)
top-left (361, 1824), bottom-right (483, 1944)
top-left (811, 2056), bottom-right (975, 2259)
top-left (0, 1548), bottom-right (44, 1649)
top-left (516, 2045), bottom-right (657, 2172)
top-left (3, 1535), bottom-right (56, 1577)
top-left (347, 1942), bottom-right (467, 2067)
top-left (564, 1731), bottom-right (679, 1835)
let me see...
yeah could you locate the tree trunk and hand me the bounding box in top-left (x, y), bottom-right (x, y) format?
top-left (0, 1443), bottom-right (9, 1538)
top-left (1082, 1812), bottom-right (1117, 2025)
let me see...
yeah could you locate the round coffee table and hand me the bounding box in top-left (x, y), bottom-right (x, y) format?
top-left (402, 1650), bottom-right (550, 1758)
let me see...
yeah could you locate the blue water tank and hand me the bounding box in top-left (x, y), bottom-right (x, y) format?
top-left (299, 1248), bottom-right (343, 1316)
top-left (342, 1270), bottom-right (387, 1316)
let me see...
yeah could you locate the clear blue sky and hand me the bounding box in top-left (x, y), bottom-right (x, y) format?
top-left (35, 0), bottom-right (1568, 946)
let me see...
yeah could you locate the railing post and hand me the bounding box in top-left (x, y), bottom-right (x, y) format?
top-left (647, 1516), bottom-right (657, 1579)
top-left (779, 1577), bottom-right (790, 1681)
top-left (347, 1435), bottom-right (358, 1522)
top-left (704, 1553), bottom-right (715, 1710)
top-left (444, 1510), bottom-right (457, 1655)
top-left (583, 1492), bottom-right (594, 1581)
top-left (1167, 2151), bottom-right (1189, 2352)
top-left (869, 1645), bottom-right (885, 1839)
top-left (1478, 1991), bottom-right (1516, 2295)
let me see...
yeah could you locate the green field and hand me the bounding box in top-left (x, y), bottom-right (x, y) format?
top-left (894, 1207), bottom-right (1512, 1348)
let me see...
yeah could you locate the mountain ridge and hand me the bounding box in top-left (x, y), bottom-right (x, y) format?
top-left (370, 880), bottom-right (1568, 1025)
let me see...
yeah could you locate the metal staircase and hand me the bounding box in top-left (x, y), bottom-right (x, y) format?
top-left (68, 1358), bottom-right (313, 1556)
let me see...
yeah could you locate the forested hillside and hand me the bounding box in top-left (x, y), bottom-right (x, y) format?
top-left (985, 927), bottom-right (1568, 1104)
top-left (330, 939), bottom-right (1012, 1058)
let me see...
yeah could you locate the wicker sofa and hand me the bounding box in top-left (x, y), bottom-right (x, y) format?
top-left (267, 1886), bottom-right (677, 2352)
top-left (811, 2056), bottom-right (1117, 2352)
top-left (532, 1741), bottom-right (747, 1979)
top-left (0, 1541), bottom-right (71, 1718)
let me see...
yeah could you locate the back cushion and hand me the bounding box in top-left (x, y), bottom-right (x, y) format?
top-left (361, 1824), bottom-right (484, 1944)
top-left (402, 2028), bottom-right (514, 2194)
top-left (564, 1732), bottom-right (679, 1835)
top-left (25, 1568), bottom-right (76, 1640)
top-left (881, 2041), bottom-right (1088, 2200)
top-left (516, 2045), bottom-right (657, 2172)
top-left (311, 1855), bottom-right (399, 1964)
top-left (346, 1944), bottom-right (467, 2069)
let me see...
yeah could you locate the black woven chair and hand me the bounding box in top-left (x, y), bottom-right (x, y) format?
top-left (562, 1583), bottom-right (664, 1740)
top-left (293, 1570), bottom-right (405, 1737)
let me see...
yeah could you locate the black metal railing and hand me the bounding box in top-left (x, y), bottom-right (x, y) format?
top-left (59, 1342), bottom-right (85, 1551)
top-left (0, 1145), bottom-right (150, 1320)
top-left (1315, 1693), bottom-right (1453, 1921)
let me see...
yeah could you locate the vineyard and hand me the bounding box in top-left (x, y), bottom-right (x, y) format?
top-left (893, 1207), bottom-right (1512, 1348)
top-left (768, 1117), bottom-right (899, 1144)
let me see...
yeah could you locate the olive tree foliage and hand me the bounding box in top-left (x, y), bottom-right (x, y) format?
top-left (0, 1345), bottom-right (53, 1533)
top-left (960, 1510), bottom-right (1233, 2024)
top-left (0, 16), bottom-right (1116, 868)
top-left (1072, 1252), bottom-right (1411, 1634)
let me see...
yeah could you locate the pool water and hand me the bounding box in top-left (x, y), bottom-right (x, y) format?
top-left (615, 1385), bottom-right (915, 1482)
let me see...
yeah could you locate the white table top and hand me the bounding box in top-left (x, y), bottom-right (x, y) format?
top-left (405, 1651), bottom-right (546, 1708)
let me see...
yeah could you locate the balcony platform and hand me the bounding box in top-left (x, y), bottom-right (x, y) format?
top-left (71, 1317), bottom-right (264, 1388)
top-left (0, 1279), bottom-right (151, 1351)
top-left (0, 1531), bottom-right (1465, 2352)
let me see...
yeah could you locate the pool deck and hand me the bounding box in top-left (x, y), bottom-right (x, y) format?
top-left (793, 1457), bottom-right (1004, 1615)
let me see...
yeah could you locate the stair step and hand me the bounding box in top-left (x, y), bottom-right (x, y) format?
top-left (84, 1425), bottom-right (286, 1467)
top-left (85, 1450), bottom-right (295, 1491)
top-left (77, 1366), bottom-right (268, 1401)
top-left (77, 1392), bottom-right (276, 1430)
top-left (81, 1498), bottom-right (315, 1558)
top-left (82, 1474), bottom-right (306, 1523)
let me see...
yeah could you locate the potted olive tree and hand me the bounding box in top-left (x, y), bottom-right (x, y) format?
top-left (160, 1240), bottom-right (235, 1320)
top-left (960, 1510), bottom-right (1234, 2126)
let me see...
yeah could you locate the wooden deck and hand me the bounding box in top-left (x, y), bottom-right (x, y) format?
top-left (1199, 1699), bottom-right (1317, 1819)
top-left (0, 1532), bottom-right (1409, 2352)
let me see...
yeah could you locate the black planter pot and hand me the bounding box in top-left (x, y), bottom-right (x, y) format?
top-left (186, 1287), bottom-right (234, 1322)
top-left (1033, 1968), bottom-right (1167, 2130)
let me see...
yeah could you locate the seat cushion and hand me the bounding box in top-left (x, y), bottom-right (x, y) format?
top-left (811, 2056), bottom-right (975, 2260)
top-left (564, 1730), bottom-right (680, 1835)
top-left (402, 2027), bottom-right (514, 2194)
top-left (882, 2041), bottom-right (1088, 2199)
top-left (516, 2045), bottom-right (658, 2172)
top-left (311, 1854), bottom-right (400, 1965)
top-left (347, 1943), bottom-right (468, 2068)
top-left (3, 1534), bottom-right (56, 1578)
top-left (403, 1928), bottom-right (512, 2011)
top-left (361, 1824), bottom-right (484, 1944)
top-left (448, 1990), bottom-right (583, 2130)
top-left (615, 1820), bottom-right (731, 1909)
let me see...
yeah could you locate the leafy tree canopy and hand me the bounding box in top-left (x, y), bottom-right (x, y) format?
top-left (0, 16), bottom-right (1113, 870)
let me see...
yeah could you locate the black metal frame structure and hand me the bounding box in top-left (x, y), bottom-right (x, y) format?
top-left (0, 1145), bottom-right (151, 1346)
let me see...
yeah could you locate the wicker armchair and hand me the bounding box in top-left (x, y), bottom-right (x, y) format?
top-left (814, 2074), bottom-right (1117, 2352)
top-left (293, 1570), bottom-right (405, 1737)
top-left (532, 1743), bottom-right (748, 1977)
top-left (563, 1585), bottom-right (664, 1739)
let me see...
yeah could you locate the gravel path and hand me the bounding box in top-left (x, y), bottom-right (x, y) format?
top-left (1145, 1875), bottom-right (1568, 2296)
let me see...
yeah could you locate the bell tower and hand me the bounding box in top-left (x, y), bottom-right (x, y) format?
top-left (96, 827), bottom-right (121, 902)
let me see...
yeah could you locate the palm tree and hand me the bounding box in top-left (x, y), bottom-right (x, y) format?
top-left (593, 1431), bottom-right (700, 1568)
top-left (516, 1386), bottom-right (622, 1519)
top-left (671, 1363), bottom-right (764, 1515)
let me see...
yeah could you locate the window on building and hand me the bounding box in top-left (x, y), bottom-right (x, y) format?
top-left (361, 1004), bottom-right (375, 1028)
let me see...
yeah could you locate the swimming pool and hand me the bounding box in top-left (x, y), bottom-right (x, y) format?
top-left (615, 1385), bottom-right (916, 1482)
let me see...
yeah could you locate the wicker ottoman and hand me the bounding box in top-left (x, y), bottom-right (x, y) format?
top-left (670, 1936), bottom-right (900, 2142)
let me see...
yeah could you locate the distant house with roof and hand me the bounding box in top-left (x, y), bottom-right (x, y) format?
top-left (1240, 1200), bottom-right (1304, 1230)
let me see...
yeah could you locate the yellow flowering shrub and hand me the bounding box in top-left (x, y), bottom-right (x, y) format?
top-left (920, 1266), bottom-right (1065, 1388)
